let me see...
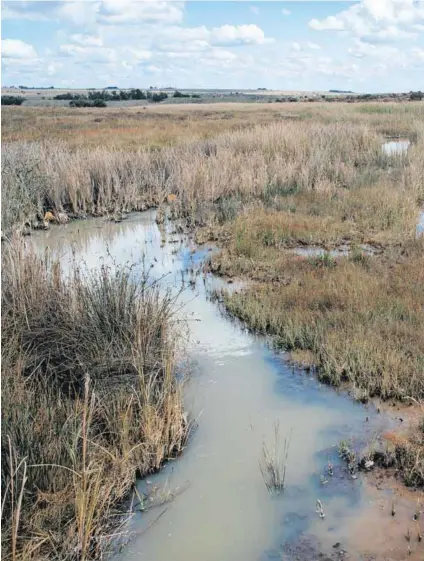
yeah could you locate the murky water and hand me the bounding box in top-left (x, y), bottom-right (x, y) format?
top-left (30, 212), bottom-right (401, 561)
top-left (382, 138), bottom-right (410, 156)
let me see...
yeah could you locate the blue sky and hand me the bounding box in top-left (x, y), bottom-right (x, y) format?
top-left (2, 1), bottom-right (424, 92)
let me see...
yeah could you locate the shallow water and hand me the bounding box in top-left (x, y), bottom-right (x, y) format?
top-left (30, 212), bottom-right (402, 561)
top-left (418, 210), bottom-right (424, 236)
top-left (292, 243), bottom-right (380, 258)
top-left (382, 138), bottom-right (410, 156)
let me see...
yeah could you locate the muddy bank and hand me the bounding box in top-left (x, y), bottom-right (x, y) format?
top-left (27, 210), bottom-right (423, 561)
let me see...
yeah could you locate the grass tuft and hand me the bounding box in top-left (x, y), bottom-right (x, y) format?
top-left (1, 242), bottom-right (188, 560)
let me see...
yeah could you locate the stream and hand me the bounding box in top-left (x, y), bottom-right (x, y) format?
top-left (30, 211), bottom-right (414, 561)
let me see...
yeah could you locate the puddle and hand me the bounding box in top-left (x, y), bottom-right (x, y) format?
top-left (28, 212), bottom-right (417, 561)
top-left (418, 210), bottom-right (424, 236)
top-left (382, 138), bottom-right (410, 156)
top-left (292, 244), bottom-right (379, 258)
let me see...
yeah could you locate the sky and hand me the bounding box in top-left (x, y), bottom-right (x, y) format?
top-left (1, 0), bottom-right (424, 93)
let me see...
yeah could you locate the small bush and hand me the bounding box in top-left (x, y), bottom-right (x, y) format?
top-left (69, 99), bottom-right (107, 108)
top-left (1, 96), bottom-right (25, 106)
top-left (307, 252), bottom-right (337, 268)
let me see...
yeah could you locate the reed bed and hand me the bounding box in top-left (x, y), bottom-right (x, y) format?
top-left (1, 119), bottom-right (401, 234)
top-left (1, 242), bottom-right (188, 560)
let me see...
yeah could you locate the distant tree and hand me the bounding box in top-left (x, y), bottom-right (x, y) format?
top-left (54, 93), bottom-right (84, 100)
top-left (151, 92), bottom-right (168, 102)
top-left (129, 88), bottom-right (147, 100)
top-left (69, 99), bottom-right (107, 108)
top-left (173, 90), bottom-right (190, 98)
top-left (1, 95), bottom-right (25, 105)
top-left (88, 90), bottom-right (113, 101)
top-left (409, 91), bottom-right (423, 101)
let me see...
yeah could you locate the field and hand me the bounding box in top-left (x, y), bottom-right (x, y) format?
top-left (2, 100), bottom-right (424, 559)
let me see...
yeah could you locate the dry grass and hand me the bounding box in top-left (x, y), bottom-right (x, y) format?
top-left (3, 102), bottom-right (423, 149)
top-left (1, 242), bottom-right (188, 560)
top-left (0, 104), bottom-right (289, 149)
top-left (4, 115), bottom-right (417, 235)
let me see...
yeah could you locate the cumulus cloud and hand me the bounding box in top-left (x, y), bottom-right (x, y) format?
top-left (210, 24), bottom-right (270, 46)
top-left (153, 23), bottom-right (270, 52)
top-left (309, 0), bottom-right (424, 43)
top-left (2, 1), bottom-right (185, 26)
top-left (98, 1), bottom-right (184, 25)
top-left (1, 38), bottom-right (37, 59)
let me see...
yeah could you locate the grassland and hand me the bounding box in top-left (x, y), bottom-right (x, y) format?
top-left (1, 100), bottom-right (424, 559)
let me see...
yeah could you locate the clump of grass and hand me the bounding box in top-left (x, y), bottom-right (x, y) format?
top-left (339, 440), bottom-right (357, 475)
top-left (259, 422), bottom-right (291, 495)
top-left (307, 252), bottom-right (337, 269)
top-left (1, 242), bottom-right (188, 560)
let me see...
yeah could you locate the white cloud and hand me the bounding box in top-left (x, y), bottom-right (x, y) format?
top-left (309, 0), bottom-right (424, 44)
top-left (98, 1), bottom-right (184, 25)
top-left (348, 38), bottom-right (401, 59)
top-left (59, 43), bottom-right (117, 64)
top-left (70, 34), bottom-right (103, 47)
top-left (307, 42), bottom-right (321, 50)
top-left (362, 25), bottom-right (417, 43)
top-left (210, 24), bottom-right (269, 46)
top-left (57, 1), bottom-right (100, 26)
top-left (250, 6), bottom-right (260, 16)
top-left (1, 1), bottom-right (61, 21)
top-left (309, 15), bottom-right (345, 32)
top-left (2, 1), bottom-right (185, 26)
top-left (1, 38), bottom-right (37, 59)
top-left (282, 9), bottom-right (291, 17)
top-left (152, 23), bottom-right (271, 52)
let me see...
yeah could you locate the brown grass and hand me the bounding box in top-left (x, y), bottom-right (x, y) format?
top-left (1, 242), bottom-right (188, 560)
top-left (3, 102), bottom-right (423, 149)
top-left (4, 115), bottom-right (417, 235)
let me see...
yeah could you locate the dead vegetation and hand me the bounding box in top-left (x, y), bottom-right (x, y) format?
top-left (1, 242), bottom-right (188, 560)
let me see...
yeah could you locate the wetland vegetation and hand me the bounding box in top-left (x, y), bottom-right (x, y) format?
top-left (1, 100), bottom-right (424, 559)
